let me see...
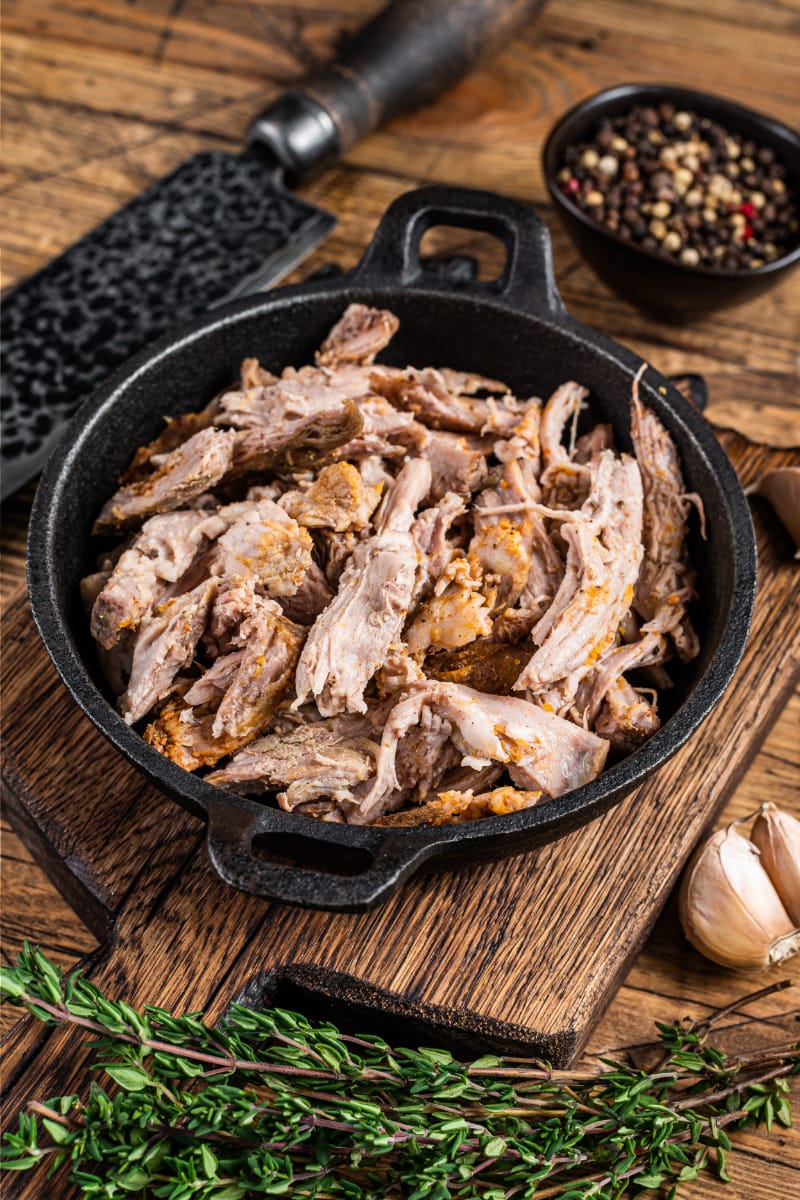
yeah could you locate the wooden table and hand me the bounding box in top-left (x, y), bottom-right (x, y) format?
top-left (2, 3), bottom-right (799, 1197)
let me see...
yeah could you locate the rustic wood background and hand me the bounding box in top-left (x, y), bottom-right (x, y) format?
top-left (1, 2), bottom-right (799, 1198)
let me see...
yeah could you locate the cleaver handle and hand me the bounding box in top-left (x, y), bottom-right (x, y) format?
top-left (248, 0), bottom-right (546, 177)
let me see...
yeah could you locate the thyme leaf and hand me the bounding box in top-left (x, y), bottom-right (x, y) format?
top-left (1, 945), bottom-right (797, 1199)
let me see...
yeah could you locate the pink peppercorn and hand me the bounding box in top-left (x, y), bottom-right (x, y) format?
top-left (740, 201), bottom-right (757, 219)
top-left (562, 177), bottom-right (580, 195)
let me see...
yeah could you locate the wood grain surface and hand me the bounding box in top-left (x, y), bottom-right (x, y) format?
top-left (1, 3), bottom-right (799, 1198)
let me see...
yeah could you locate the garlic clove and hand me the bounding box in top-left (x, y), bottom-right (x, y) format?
top-left (751, 802), bottom-right (800, 925)
top-left (751, 467), bottom-right (800, 558)
top-left (678, 821), bottom-right (800, 970)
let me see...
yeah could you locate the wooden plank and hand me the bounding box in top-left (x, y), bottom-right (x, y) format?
top-left (1, 4), bottom-right (798, 1197)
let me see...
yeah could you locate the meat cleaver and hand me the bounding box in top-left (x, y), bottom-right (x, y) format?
top-left (1, 0), bottom-right (546, 499)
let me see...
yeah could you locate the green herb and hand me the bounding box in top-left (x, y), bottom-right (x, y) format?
top-left (1, 945), bottom-right (797, 1198)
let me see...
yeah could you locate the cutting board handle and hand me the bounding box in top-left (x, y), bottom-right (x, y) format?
top-left (248, 0), bottom-right (547, 176)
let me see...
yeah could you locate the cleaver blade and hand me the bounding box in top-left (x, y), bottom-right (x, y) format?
top-left (1, 152), bottom-right (333, 498)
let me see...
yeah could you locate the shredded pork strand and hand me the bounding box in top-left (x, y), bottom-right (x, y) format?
top-left (86, 306), bottom-right (703, 826)
top-left (630, 366), bottom-right (704, 663)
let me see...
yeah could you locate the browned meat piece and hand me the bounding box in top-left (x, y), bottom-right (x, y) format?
top-left (357, 453), bottom-right (399, 490)
top-left (90, 510), bottom-right (224, 649)
top-left (279, 462), bottom-right (381, 531)
top-left (98, 637), bottom-right (133, 697)
top-left (183, 649), bottom-right (246, 706)
top-left (146, 595), bottom-right (303, 768)
top-left (240, 357), bottom-right (277, 390)
top-left (120, 578), bottom-right (217, 724)
top-left (124, 351), bottom-right (274, 483)
top-left (226, 398), bottom-right (364, 478)
top-left (277, 563), bottom-right (334, 626)
top-left (334, 397), bottom-right (414, 459)
top-left (294, 458), bottom-right (432, 715)
top-left (540, 381), bottom-right (589, 469)
top-left (411, 491), bottom-right (466, 600)
top-left (358, 680), bottom-right (608, 821)
top-left (207, 604), bottom-right (303, 741)
top-left (214, 499), bottom-right (313, 596)
top-left (410, 426), bottom-right (489, 499)
top-left (514, 452), bottom-right (644, 704)
top-left (619, 608), bottom-right (674, 690)
top-left (372, 367), bottom-right (522, 435)
top-left (91, 551), bottom-right (161, 650)
top-left (390, 715), bottom-right (461, 808)
top-left (206, 725), bottom-right (378, 808)
top-left (134, 509), bottom-right (226, 580)
top-left (425, 640), bottom-right (534, 694)
top-left (630, 370), bottom-right (703, 662)
top-left (207, 581), bottom-right (260, 650)
top-left (370, 454), bottom-right (431, 536)
top-left (373, 785), bottom-right (542, 827)
top-left (494, 399), bottom-right (543, 478)
top-left (218, 365), bottom-right (359, 429)
top-left (573, 632), bottom-right (667, 726)
top-left (320, 529), bottom-right (363, 589)
top-left (94, 428), bottom-right (236, 534)
top-left (405, 557), bottom-right (492, 657)
top-left (595, 677), bottom-right (661, 753)
top-left (373, 367), bottom-right (485, 433)
top-left (81, 568), bottom-right (112, 617)
top-left (436, 761), bottom-right (504, 795)
top-left (144, 698), bottom-right (244, 772)
top-left (375, 646), bottom-right (426, 696)
top-left (492, 513), bottom-right (564, 642)
top-left (469, 517), bottom-right (532, 612)
top-left (541, 462), bottom-right (591, 511)
top-left (315, 304), bottom-right (399, 368)
top-left (437, 368), bottom-right (509, 396)
top-left (119, 394), bottom-right (223, 484)
top-left (574, 422), bottom-right (615, 465)
top-left (393, 418), bottom-right (488, 497)
top-left (468, 459), bottom-right (536, 613)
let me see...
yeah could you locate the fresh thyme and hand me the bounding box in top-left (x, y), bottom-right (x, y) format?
top-left (1, 945), bottom-right (797, 1199)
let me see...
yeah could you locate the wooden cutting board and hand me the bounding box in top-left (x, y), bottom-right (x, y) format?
top-left (2, 431), bottom-right (799, 1155)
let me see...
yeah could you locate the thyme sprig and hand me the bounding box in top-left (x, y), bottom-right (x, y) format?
top-left (1, 945), bottom-right (797, 1199)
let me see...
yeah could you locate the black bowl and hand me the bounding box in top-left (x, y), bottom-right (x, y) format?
top-left (543, 83), bottom-right (800, 321)
top-left (27, 185), bottom-right (756, 911)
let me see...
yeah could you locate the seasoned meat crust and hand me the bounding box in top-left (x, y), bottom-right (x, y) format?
top-left (94, 428), bottom-right (236, 534)
top-left (87, 308), bottom-right (702, 826)
top-left (293, 458), bottom-right (432, 716)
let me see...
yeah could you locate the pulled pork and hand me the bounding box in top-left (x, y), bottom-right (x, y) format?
top-left (86, 306), bottom-right (703, 826)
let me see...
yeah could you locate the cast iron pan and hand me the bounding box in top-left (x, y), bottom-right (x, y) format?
top-left (27, 186), bottom-right (756, 911)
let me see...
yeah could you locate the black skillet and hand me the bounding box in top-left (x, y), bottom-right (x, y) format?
top-left (27, 186), bottom-right (756, 912)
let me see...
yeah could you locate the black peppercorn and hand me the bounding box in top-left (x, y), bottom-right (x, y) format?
top-left (557, 100), bottom-right (799, 271)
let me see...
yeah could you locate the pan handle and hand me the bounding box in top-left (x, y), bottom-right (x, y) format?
top-left (351, 185), bottom-right (566, 316)
top-left (205, 797), bottom-right (432, 911)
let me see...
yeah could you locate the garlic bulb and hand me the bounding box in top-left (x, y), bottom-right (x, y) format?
top-left (679, 821), bottom-right (800, 970)
top-left (752, 803), bottom-right (800, 925)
